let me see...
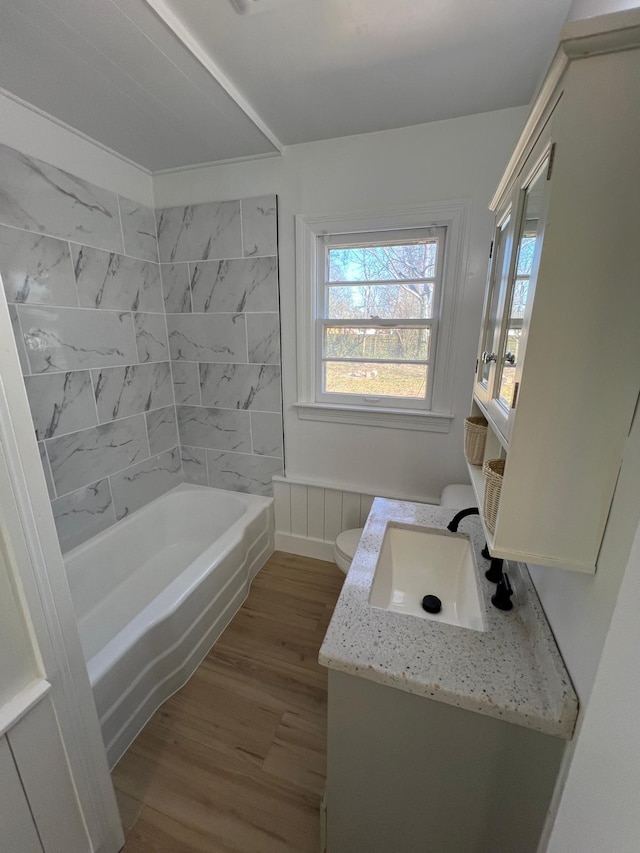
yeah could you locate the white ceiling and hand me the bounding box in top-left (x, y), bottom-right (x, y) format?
top-left (0, 0), bottom-right (279, 171)
top-left (0, 0), bottom-right (573, 172)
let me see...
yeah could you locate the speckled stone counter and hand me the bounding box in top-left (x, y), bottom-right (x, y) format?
top-left (319, 498), bottom-right (578, 739)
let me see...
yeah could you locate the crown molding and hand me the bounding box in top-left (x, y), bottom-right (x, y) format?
top-left (0, 87), bottom-right (152, 175)
top-left (490, 7), bottom-right (640, 211)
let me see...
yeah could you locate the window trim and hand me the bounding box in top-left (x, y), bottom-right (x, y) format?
top-left (295, 202), bottom-right (471, 431)
top-left (316, 227), bottom-right (445, 411)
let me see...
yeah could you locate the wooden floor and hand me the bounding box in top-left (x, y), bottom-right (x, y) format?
top-left (112, 551), bottom-right (344, 853)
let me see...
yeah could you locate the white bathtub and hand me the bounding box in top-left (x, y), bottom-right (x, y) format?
top-left (65, 482), bottom-right (274, 767)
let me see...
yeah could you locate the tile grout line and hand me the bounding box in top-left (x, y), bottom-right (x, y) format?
top-left (51, 475), bottom-right (105, 506)
top-left (28, 359), bottom-right (174, 379)
top-left (43, 407), bottom-right (166, 444)
top-left (0, 220), bottom-right (121, 259)
top-left (12, 300), bottom-right (278, 316)
top-left (159, 256), bottom-right (182, 479)
top-left (177, 443), bottom-right (282, 461)
top-left (12, 353), bottom-right (279, 379)
top-left (0, 218), bottom-right (277, 264)
top-left (13, 302), bottom-right (166, 317)
top-left (53, 445), bottom-right (180, 503)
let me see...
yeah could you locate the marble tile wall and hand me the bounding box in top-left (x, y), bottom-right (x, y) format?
top-left (0, 141), bottom-right (283, 551)
top-left (0, 142), bottom-right (182, 552)
top-left (156, 195), bottom-right (284, 497)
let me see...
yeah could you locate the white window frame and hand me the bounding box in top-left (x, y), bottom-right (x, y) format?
top-left (294, 202), bottom-right (470, 431)
top-left (316, 227), bottom-right (445, 412)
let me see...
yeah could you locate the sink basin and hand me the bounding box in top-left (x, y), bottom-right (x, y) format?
top-left (368, 525), bottom-right (484, 631)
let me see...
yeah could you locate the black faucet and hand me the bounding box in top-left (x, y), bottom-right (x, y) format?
top-left (446, 506), bottom-right (479, 532)
top-left (491, 572), bottom-right (514, 611)
top-left (485, 557), bottom-right (504, 583)
top-left (447, 508), bottom-right (507, 587)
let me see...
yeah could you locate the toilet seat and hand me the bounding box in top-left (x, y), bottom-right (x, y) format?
top-left (333, 527), bottom-right (363, 574)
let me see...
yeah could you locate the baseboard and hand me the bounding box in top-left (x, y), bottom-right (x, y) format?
top-left (274, 532), bottom-right (335, 562)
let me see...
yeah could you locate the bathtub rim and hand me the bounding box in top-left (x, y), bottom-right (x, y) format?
top-left (63, 481), bottom-right (266, 567)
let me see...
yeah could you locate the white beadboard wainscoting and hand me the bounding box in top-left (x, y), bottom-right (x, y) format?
top-left (273, 477), bottom-right (375, 560)
top-left (273, 476), bottom-right (439, 560)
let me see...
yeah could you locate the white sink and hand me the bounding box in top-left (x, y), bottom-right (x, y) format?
top-left (368, 525), bottom-right (485, 631)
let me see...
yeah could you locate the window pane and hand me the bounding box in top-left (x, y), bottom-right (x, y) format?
top-left (498, 328), bottom-right (521, 408)
top-left (325, 361), bottom-right (428, 398)
top-left (328, 243), bottom-right (437, 282)
top-left (511, 278), bottom-right (529, 319)
top-left (324, 327), bottom-right (430, 361)
top-left (516, 234), bottom-right (536, 276)
top-left (480, 214), bottom-right (511, 387)
top-left (327, 283), bottom-right (433, 320)
top-left (497, 159), bottom-right (547, 410)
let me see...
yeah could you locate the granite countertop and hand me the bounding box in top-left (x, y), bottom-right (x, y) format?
top-left (319, 498), bottom-right (579, 739)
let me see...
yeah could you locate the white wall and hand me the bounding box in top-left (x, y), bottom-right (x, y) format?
top-left (545, 516), bottom-right (640, 853)
top-left (527, 392), bottom-right (640, 712)
top-left (525, 409), bottom-right (640, 853)
top-left (0, 91), bottom-right (154, 206)
top-left (154, 107), bottom-right (527, 503)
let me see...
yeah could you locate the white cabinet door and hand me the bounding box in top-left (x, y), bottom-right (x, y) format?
top-left (485, 132), bottom-right (555, 443)
top-left (474, 207), bottom-right (513, 407)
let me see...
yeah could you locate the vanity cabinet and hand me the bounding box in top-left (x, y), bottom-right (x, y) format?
top-left (468, 24), bottom-right (640, 572)
top-left (326, 671), bottom-right (564, 853)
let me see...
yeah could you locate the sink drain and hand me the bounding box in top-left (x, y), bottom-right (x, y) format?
top-left (421, 594), bottom-right (442, 614)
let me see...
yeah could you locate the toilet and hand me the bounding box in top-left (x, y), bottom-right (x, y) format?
top-left (439, 484), bottom-right (477, 510)
top-left (333, 527), bottom-right (364, 574)
top-left (332, 484), bottom-right (477, 574)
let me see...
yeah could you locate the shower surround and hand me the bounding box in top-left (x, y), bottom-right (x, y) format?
top-left (156, 196), bottom-right (283, 497)
top-left (0, 141), bottom-right (282, 553)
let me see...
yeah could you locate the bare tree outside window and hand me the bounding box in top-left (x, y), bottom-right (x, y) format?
top-left (321, 237), bottom-right (442, 401)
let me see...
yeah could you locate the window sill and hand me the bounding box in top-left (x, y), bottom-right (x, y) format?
top-left (292, 402), bottom-right (454, 432)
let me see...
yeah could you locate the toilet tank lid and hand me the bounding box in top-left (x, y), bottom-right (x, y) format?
top-left (439, 485), bottom-right (477, 510)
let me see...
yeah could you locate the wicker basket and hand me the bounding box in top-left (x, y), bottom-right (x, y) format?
top-left (464, 416), bottom-right (488, 466)
top-left (483, 458), bottom-right (505, 533)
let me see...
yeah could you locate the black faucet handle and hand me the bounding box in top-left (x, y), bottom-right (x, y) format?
top-left (491, 572), bottom-right (514, 611)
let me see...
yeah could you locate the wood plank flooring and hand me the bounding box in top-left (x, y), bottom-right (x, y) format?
top-left (112, 551), bottom-right (344, 853)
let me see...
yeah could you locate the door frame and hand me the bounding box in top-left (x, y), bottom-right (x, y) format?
top-left (0, 289), bottom-right (123, 852)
